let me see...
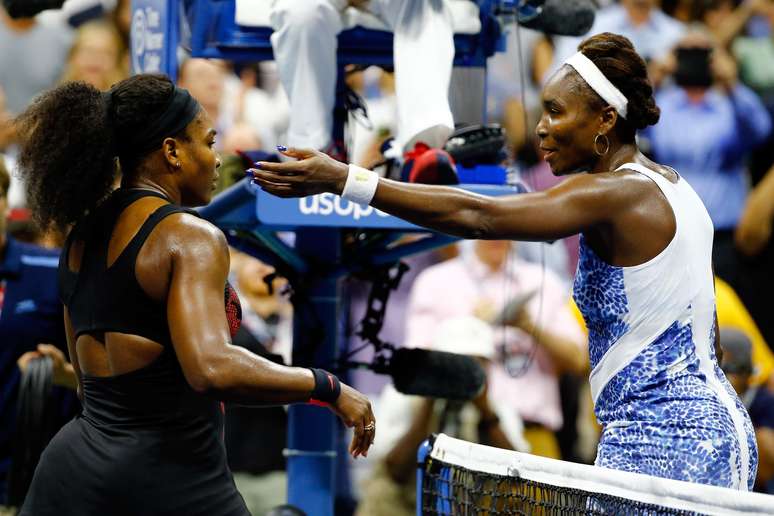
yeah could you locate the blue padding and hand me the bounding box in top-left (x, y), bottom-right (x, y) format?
top-left (189, 0), bottom-right (503, 66)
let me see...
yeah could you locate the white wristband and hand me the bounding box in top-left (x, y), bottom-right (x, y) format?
top-left (341, 164), bottom-right (379, 205)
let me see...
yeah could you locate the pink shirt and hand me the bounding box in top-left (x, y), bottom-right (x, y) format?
top-left (404, 253), bottom-right (585, 430)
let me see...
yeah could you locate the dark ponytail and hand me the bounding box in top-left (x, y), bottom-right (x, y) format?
top-left (15, 74), bottom-right (179, 231)
top-left (16, 81), bottom-right (117, 231)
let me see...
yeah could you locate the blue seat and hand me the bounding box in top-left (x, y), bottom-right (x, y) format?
top-left (187, 0), bottom-right (507, 66)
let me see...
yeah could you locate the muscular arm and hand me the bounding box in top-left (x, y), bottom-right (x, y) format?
top-left (166, 218), bottom-right (317, 405)
top-left (252, 150), bottom-right (621, 242)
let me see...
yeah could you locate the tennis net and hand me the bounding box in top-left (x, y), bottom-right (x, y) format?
top-left (417, 433), bottom-right (774, 515)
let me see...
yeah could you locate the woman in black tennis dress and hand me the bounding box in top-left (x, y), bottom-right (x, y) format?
top-left (15, 74), bottom-right (375, 516)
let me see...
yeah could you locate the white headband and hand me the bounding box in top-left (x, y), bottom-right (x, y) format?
top-left (565, 52), bottom-right (628, 119)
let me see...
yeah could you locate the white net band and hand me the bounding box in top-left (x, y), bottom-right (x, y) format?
top-left (426, 433), bottom-right (774, 516)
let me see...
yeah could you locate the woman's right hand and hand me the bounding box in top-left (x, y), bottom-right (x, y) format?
top-left (248, 147), bottom-right (349, 199)
top-left (328, 383), bottom-right (375, 458)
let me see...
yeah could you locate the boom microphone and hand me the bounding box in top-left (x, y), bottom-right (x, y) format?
top-left (387, 348), bottom-right (486, 401)
top-left (518, 0), bottom-right (596, 37)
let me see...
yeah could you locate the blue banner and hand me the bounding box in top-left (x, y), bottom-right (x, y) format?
top-left (255, 184), bottom-right (522, 229)
top-left (130, 0), bottom-right (178, 78)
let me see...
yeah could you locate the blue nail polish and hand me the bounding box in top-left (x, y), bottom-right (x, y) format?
top-left (277, 145), bottom-right (287, 152)
top-left (253, 162), bottom-right (262, 169)
top-left (245, 170), bottom-right (254, 176)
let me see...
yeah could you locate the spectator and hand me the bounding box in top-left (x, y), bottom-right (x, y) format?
top-left (641, 29), bottom-right (773, 348)
top-left (178, 58), bottom-right (274, 155)
top-left (720, 328), bottom-right (774, 493)
top-left (60, 19), bottom-right (127, 91)
top-left (356, 316), bottom-right (528, 516)
top-left (0, 162), bottom-right (76, 505)
top-left (643, 30), bottom-right (771, 229)
top-left (549, 0), bottom-right (685, 80)
top-left (404, 240), bottom-right (587, 459)
top-left (0, 5), bottom-right (73, 115)
top-left (221, 63), bottom-right (290, 153)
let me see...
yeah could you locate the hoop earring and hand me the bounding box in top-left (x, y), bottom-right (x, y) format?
top-left (594, 133), bottom-right (610, 156)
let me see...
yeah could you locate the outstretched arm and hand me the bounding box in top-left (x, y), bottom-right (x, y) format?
top-left (250, 148), bottom-right (619, 242)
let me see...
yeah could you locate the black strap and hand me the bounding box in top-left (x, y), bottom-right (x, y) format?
top-left (108, 203), bottom-right (193, 272)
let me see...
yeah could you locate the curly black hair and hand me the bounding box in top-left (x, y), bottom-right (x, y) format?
top-left (574, 32), bottom-right (661, 141)
top-left (15, 74), bottom-right (187, 231)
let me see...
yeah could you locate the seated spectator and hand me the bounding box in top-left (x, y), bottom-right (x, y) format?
top-left (178, 58), bottom-right (272, 156)
top-left (0, 162), bottom-right (77, 506)
top-left (404, 240), bottom-right (587, 459)
top-left (356, 316), bottom-right (528, 516)
top-left (720, 328), bottom-right (774, 493)
top-left (60, 19), bottom-right (127, 91)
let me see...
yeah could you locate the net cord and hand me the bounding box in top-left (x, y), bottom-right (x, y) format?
top-left (426, 433), bottom-right (774, 516)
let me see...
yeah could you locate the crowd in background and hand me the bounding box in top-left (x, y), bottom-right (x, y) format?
top-left (2, 0), bottom-right (774, 515)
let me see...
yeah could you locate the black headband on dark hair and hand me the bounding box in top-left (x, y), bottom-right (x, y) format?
top-left (106, 86), bottom-right (201, 157)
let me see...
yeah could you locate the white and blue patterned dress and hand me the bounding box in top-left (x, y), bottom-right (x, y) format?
top-left (573, 162), bottom-right (757, 490)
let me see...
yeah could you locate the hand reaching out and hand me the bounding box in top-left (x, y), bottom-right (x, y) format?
top-left (247, 147), bottom-right (350, 199)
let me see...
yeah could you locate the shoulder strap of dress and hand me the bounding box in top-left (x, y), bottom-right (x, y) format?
top-left (113, 204), bottom-right (198, 270)
top-left (615, 162), bottom-right (679, 200)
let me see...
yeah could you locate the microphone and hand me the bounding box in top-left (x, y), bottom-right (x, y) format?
top-left (386, 348), bottom-right (486, 401)
top-left (518, 0), bottom-right (596, 37)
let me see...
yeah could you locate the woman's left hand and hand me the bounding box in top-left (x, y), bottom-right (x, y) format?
top-left (248, 147), bottom-right (349, 199)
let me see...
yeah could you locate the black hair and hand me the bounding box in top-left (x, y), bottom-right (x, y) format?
top-left (574, 32), bottom-right (661, 140)
top-left (15, 74), bottom-right (190, 231)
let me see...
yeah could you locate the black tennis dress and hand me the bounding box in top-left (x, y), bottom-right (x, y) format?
top-left (20, 189), bottom-right (249, 516)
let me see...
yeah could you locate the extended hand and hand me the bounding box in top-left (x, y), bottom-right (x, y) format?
top-left (328, 383), bottom-right (376, 458)
top-left (248, 147), bottom-right (349, 199)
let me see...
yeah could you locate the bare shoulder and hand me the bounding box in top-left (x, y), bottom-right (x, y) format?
top-left (155, 211), bottom-right (229, 262)
top-left (546, 171), bottom-right (649, 203)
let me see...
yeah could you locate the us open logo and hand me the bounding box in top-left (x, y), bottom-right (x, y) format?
top-left (298, 193), bottom-right (390, 221)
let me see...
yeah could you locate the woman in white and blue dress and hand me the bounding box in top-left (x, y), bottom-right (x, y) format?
top-left (249, 32), bottom-right (757, 490)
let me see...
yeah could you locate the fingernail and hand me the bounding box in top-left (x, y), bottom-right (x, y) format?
top-left (253, 162), bottom-right (263, 169)
top-left (245, 170), bottom-right (254, 177)
top-left (277, 145), bottom-right (287, 152)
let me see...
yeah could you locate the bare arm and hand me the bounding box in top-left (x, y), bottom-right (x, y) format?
top-left (735, 163), bottom-right (774, 256)
top-left (166, 216), bottom-right (375, 456)
top-left (709, 0), bottom-right (767, 49)
top-left (251, 148), bottom-right (619, 242)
